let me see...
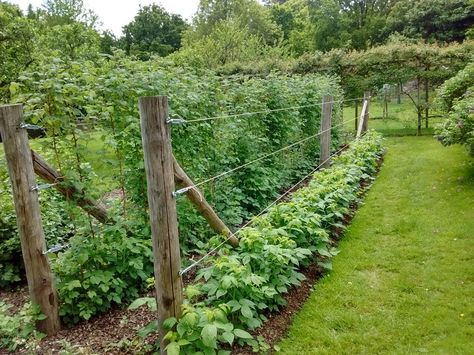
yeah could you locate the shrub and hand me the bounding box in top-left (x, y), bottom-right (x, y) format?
top-left (54, 221), bottom-right (153, 324)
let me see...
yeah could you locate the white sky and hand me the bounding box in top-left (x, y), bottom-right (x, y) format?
top-left (8, 0), bottom-right (201, 36)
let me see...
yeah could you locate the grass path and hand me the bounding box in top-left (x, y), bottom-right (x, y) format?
top-left (278, 137), bottom-right (474, 354)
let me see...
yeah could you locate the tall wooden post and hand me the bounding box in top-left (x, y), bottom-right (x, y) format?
top-left (356, 96), bottom-right (368, 138)
top-left (397, 82), bottom-right (402, 104)
top-left (319, 95), bottom-right (333, 168)
top-left (425, 78), bottom-right (429, 129)
top-left (354, 100), bottom-right (359, 132)
top-left (417, 77), bottom-right (422, 136)
top-left (362, 91), bottom-right (370, 133)
top-left (0, 104), bottom-right (60, 335)
top-left (139, 96), bottom-right (183, 354)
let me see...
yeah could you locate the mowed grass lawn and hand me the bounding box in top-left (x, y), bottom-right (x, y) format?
top-left (279, 136), bottom-right (474, 354)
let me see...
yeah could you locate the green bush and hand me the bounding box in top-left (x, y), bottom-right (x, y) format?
top-left (6, 54), bottom-right (342, 321)
top-left (436, 61), bottom-right (474, 155)
top-left (54, 221), bottom-right (153, 324)
top-left (436, 62), bottom-right (474, 112)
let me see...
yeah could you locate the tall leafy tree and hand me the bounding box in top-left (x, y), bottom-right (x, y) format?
top-left (42, 0), bottom-right (98, 27)
top-left (191, 0), bottom-right (283, 45)
top-left (122, 4), bottom-right (188, 59)
top-left (0, 2), bottom-right (36, 101)
top-left (384, 0), bottom-right (474, 42)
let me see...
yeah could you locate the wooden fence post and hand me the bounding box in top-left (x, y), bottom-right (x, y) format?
top-left (362, 91), bottom-right (370, 133)
top-left (319, 95), bottom-right (333, 168)
top-left (354, 100), bottom-right (359, 132)
top-left (356, 97), bottom-right (368, 138)
top-left (0, 104), bottom-right (60, 335)
top-left (139, 96), bottom-right (183, 354)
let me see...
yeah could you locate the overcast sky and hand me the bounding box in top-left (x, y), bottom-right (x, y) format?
top-left (8, 0), bottom-right (201, 36)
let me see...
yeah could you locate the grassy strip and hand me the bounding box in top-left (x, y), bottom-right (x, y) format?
top-left (278, 136), bottom-right (474, 354)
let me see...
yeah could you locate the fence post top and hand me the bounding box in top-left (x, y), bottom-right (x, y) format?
top-left (138, 95), bottom-right (167, 101)
top-left (0, 103), bottom-right (23, 109)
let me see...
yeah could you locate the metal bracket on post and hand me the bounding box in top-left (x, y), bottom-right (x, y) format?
top-left (166, 117), bottom-right (187, 125)
top-left (30, 183), bottom-right (58, 192)
top-left (19, 122), bottom-right (44, 130)
top-left (42, 244), bottom-right (69, 255)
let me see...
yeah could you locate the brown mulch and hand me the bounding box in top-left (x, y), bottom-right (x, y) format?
top-left (0, 286), bottom-right (29, 316)
top-left (0, 287), bottom-right (158, 354)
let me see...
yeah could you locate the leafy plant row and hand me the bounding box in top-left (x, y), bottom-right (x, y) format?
top-left (133, 131), bottom-right (384, 354)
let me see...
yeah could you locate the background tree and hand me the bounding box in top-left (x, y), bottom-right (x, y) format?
top-left (190, 0), bottom-right (283, 45)
top-left (0, 2), bottom-right (36, 102)
top-left (384, 0), bottom-right (474, 42)
top-left (122, 4), bottom-right (188, 59)
top-left (42, 0), bottom-right (98, 27)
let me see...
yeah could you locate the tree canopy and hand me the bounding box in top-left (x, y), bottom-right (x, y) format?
top-left (122, 4), bottom-right (188, 59)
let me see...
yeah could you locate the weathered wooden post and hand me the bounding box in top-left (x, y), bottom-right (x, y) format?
top-left (319, 95), bottom-right (333, 168)
top-left (362, 91), bottom-right (370, 133)
top-left (354, 100), bottom-right (359, 132)
top-left (139, 96), bottom-right (183, 354)
top-left (0, 104), bottom-right (60, 335)
top-left (172, 156), bottom-right (239, 247)
top-left (356, 95), bottom-right (369, 138)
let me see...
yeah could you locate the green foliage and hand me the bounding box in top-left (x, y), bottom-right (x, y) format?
top-left (384, 0), bottom-right (474, 43)
top-left (293, 39), bottom-right (474, 98)
top-left (42, 0), bottom-right (98, 27)
top-left (0, 163), bottom-right (75, 288)
top-left (54, 221), bottom-right (153, 323)
top-left (123, 4), bottom-right (188, 59)
top-left (191, 0), bottom-right (282, 45)
top-left (0, 301), bottom-right (46, 351)
top-left (173, 19), bottom-right (276, 68)
top-left (436, 61), bottom-right (474, 111)
top-left (38, 22), bottom-right (101, 61)
top-left (436, 61), bottom-right (474, 155)
top-left (0, 2), bottom-right (36, 102)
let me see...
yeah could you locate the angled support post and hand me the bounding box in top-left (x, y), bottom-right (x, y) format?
top-left (357, 93), bottom-right (370, 138)
top-left (31, 149), bottom-right (110, 224)
top-left (172, 156), bottom-right (239, 247)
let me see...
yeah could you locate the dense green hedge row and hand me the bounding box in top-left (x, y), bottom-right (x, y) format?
top-left (135, 131), bottom-right (384, 354)
top-left (436, 62), bottom-right (474, 155)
